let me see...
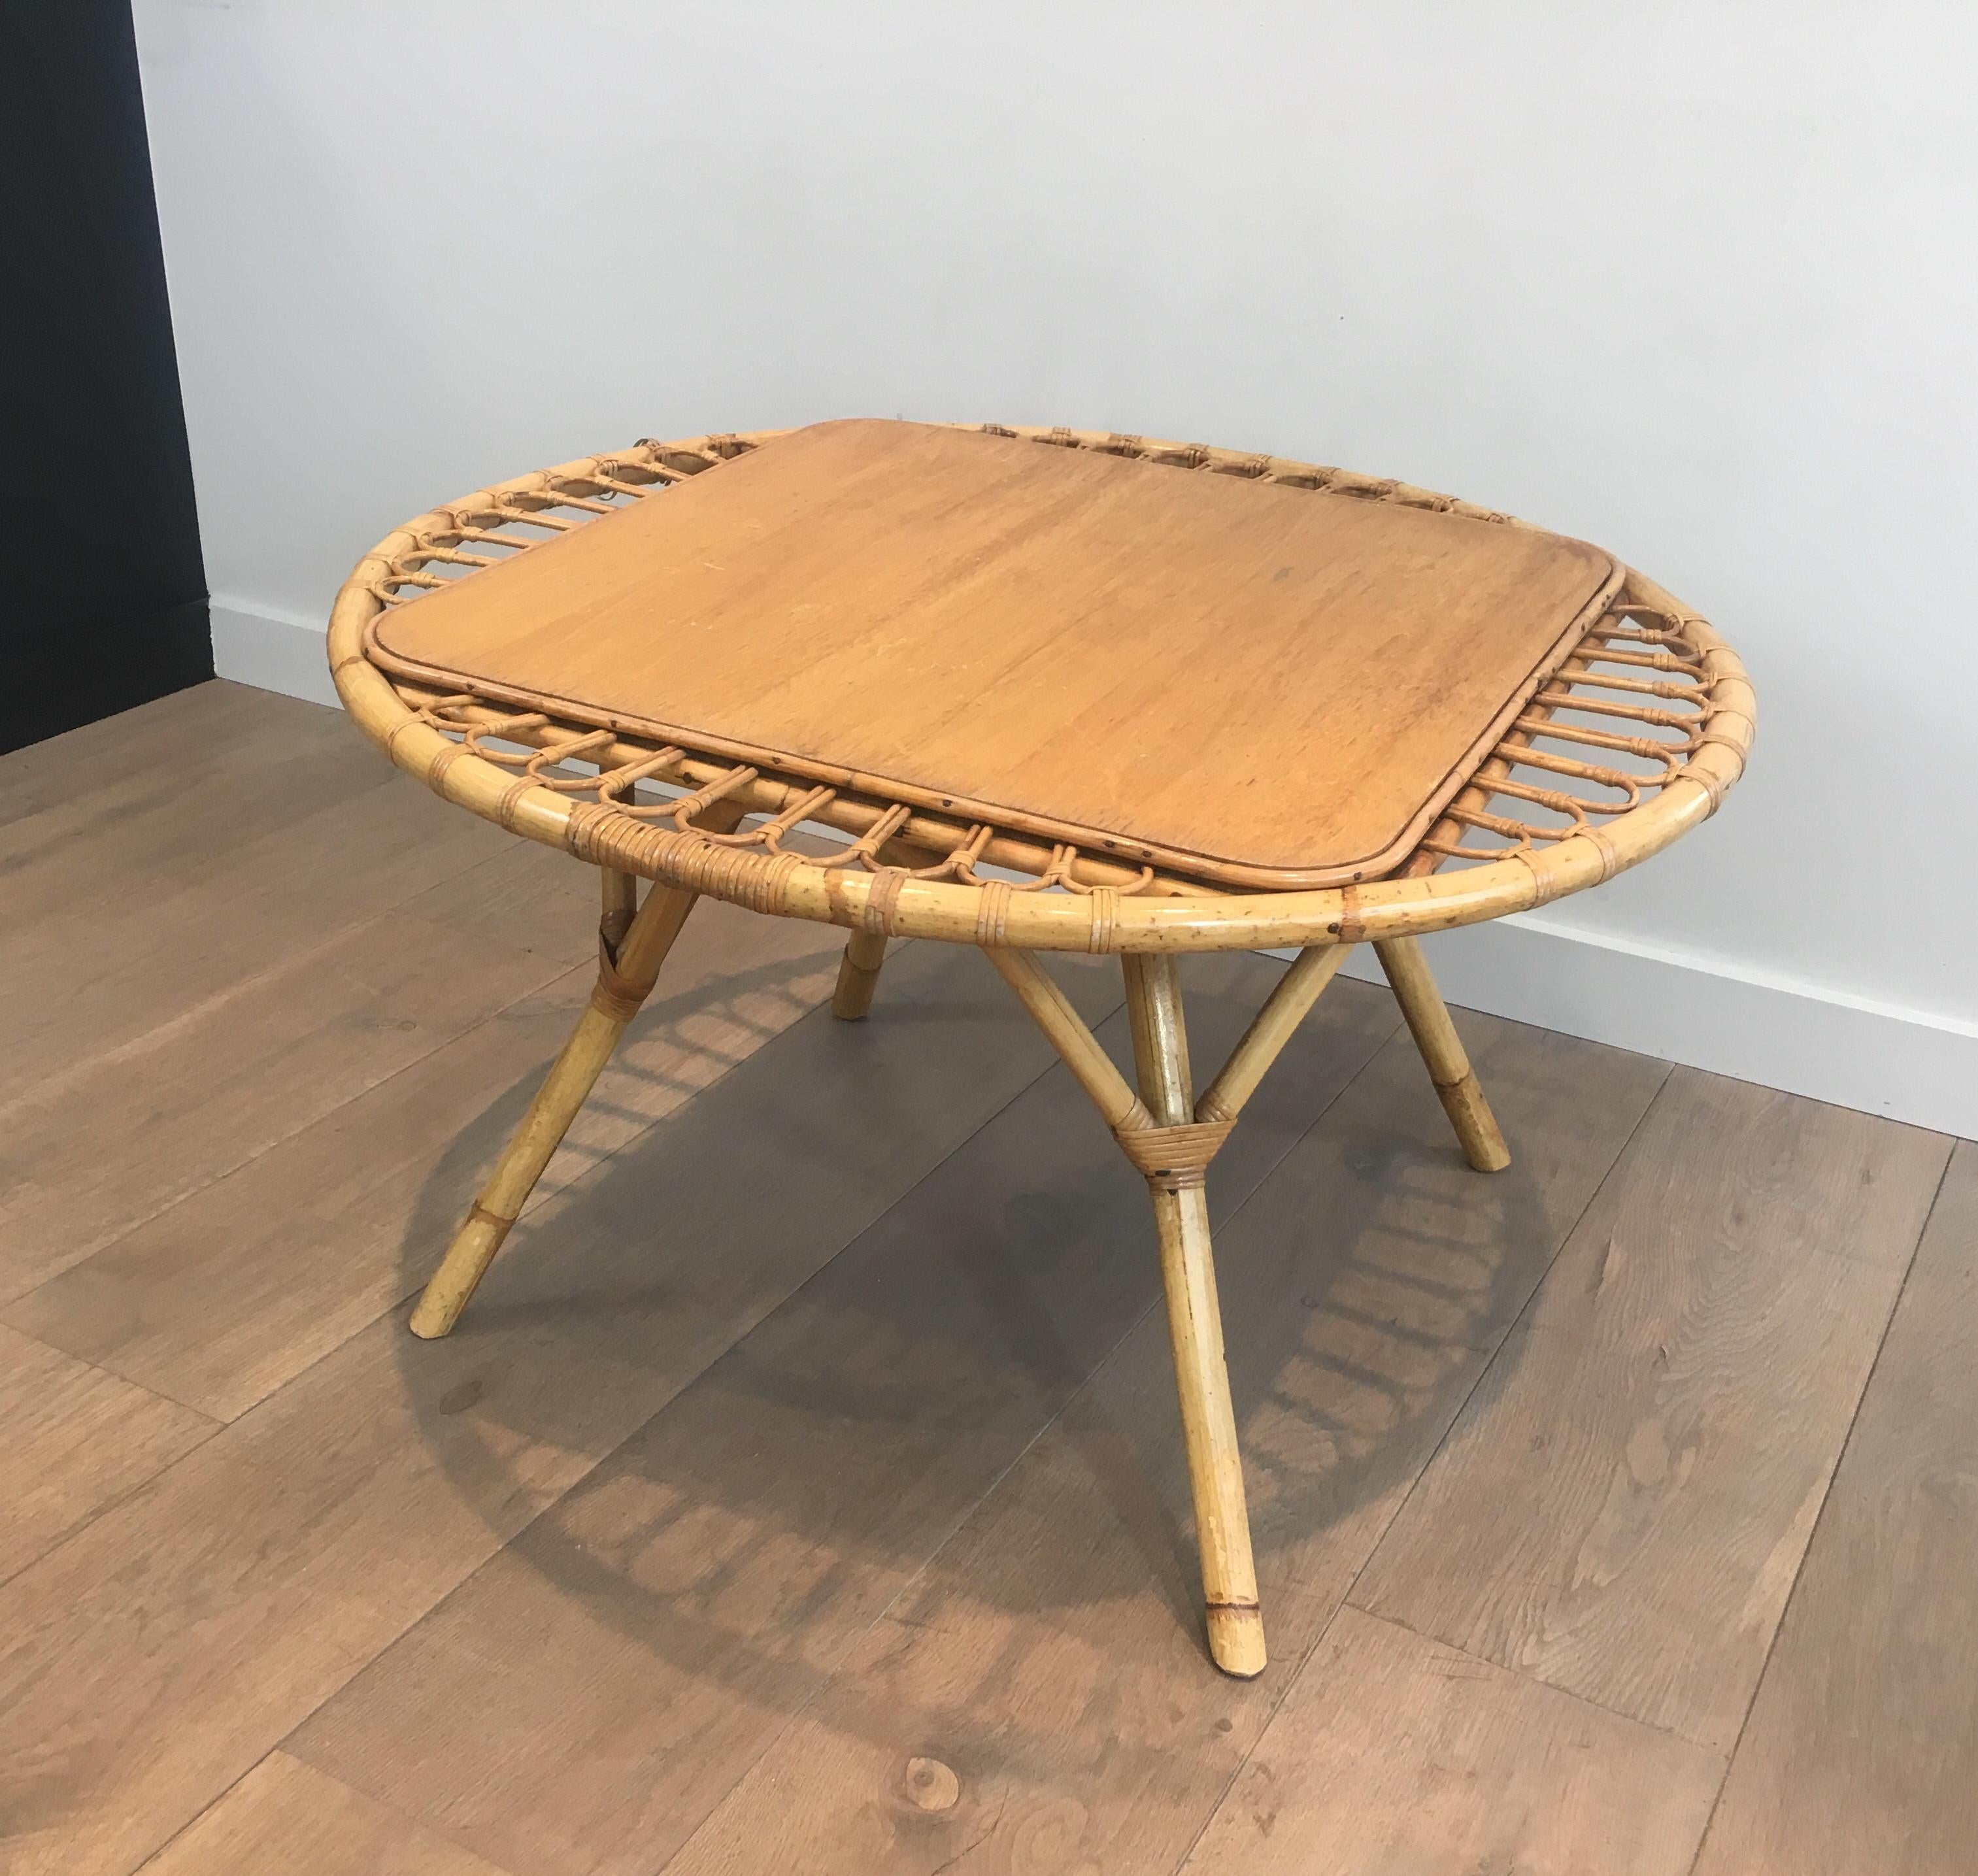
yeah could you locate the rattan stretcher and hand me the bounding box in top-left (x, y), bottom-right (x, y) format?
top-left (328, 418), bottom-right (1754, 1677)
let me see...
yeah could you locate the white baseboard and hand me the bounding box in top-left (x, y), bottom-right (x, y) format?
top-left (209, 599), bottom-right (341, 709)
top-left (1328, 922), bottom-right (1974, 1140)
top-left (210, 601), bottom-right (1975, 1142)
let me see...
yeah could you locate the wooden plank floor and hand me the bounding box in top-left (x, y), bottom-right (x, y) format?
top-left (0, 680), bottom-right (1967, 1876)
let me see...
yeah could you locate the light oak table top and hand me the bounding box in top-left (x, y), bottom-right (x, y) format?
top-left (372, 419), bottom-right (1619, 889)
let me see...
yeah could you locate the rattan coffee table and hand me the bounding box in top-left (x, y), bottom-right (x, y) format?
top-left (329, 418), bottom-right (1752, 1677)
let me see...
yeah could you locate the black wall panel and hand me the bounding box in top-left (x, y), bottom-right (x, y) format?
top-left (3, 2), bottom-right (210, 755)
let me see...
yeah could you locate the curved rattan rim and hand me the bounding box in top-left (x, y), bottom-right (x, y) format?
top-left (328, 426), bottom-right (1755, 955)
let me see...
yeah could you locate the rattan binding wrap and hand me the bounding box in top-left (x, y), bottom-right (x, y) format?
top-left (329, 426), bottom-right (1754, 955)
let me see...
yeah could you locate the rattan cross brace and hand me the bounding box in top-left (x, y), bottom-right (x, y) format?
top-left (975, 937), bottom-right (1503, 1674)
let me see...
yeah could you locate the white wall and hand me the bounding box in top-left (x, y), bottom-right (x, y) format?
top-left (135, 1), bottom-right (1977, 1133)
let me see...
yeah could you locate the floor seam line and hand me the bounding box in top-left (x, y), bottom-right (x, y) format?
top-left (0, 1329), bottom-right (225, 1588)
top-left (0, 767), bottom-right (526, 1114)
top-left (0, 1325), bottom-right (226, 1426)
top-left (1679, 1137), bottom-right (1960, 1876)
top-left (0, 1415), bottom-right (230, 1595)
top-left (120, 1747), bottom-right (281, 1876)
top-left (267, 1750), bottom-right (535, 1876)
top-left (1334, 1055), bottom-right (1677, 1623)
top-left (1173, 1056), bottom-right (1681, 1871)
top-left (1165, 1598), bottom-right (1362, 1876)
top-left (1335, 1600), bottom-right (1734, 1754)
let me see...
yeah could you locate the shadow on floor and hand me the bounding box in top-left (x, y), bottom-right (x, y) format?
top-left (388, 948), bottom-right (1551, 1764)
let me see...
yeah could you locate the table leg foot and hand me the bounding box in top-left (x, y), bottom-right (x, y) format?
top-left (830, 930), bottom-right (888, 1020)
top-left (411, 1205), bottom-right (514, 1339)
top-left (1206, 1602), bottom-right (1268, 1679)
top-left (1374, 935), bottom-right (1511, 1173)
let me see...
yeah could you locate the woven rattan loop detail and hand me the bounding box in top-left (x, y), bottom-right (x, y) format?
top-left (975, 879), bottom-right (1013, 948)
top-left (384, 716), bottom-right (423, 763)
top-left (657, 830), bottom-right (707, 886)
top-left (741, 850), bottom-right (803, 916)
top-left (569, 809), bottom-right (708, 895)
top-left (1085, 886), bottom-right (1120, 954)
top-left (703, 847), bottom-right (751, 906)
top-left (563, 799), bottom-right (623, 867)
top-left (861, 868), bottom-right (907, 937)
top-left (425, 743), bottom-right (468, 796)
top-left (495, 776), bottom-right (538, 832)
top-left (1513, 850), bottom-right (1562, 908)
top-left (1583, 824), bottom-right (1622, 885)
top-left (1679, 761), bottom-right (1729, 814)
top-left (1113, 1118), bottom-right (1237, 1192)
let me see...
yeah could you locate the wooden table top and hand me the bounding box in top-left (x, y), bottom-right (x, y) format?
top-left (371, 420), bottom-right (1619, 888)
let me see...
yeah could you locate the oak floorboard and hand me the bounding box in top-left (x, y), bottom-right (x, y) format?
top-left (656, 1015), bottom-right (1669, 1876)
top-left (0, 770), bottom-right (515, 1111)
top-left (1692, 1141), bottom-right (1978, 1876)
top-left (1, 678), bottom-right (245, 800)
top-left (0, 682), bottom-right (363, 899)
top-left (1181, 1607), bottom-right (1723, 1876)
top-left (0, 1322), bottom-right (216, 1584)
top-left (0, 941), bottom-right (1107, 1876)
top-left (136, 1752), bottom-right (512, 1876)
top-left (392, 820), bottom-right (609, 968)
top-left (0, 904), bottom-right (571, 1303)
top-left (3, 890), bottom-right (843, 1418)
top-left (284, 963), bottom-right (1403, 1876)
top-left (1352, 1069), bottom-right (1952, 1749)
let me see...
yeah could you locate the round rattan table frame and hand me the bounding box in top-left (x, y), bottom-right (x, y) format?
top-left (329, 424), bottom-right (1754, 1678)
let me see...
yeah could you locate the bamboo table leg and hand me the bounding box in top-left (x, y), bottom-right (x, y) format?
top-left (1122, 953), bottom-right (1266, 1678)
top-left (409, 869), bottom-right (701, 1339)
top-left (830, 930), bottom-right (888, 1020)
top-left (1373, 935), bottom-right (1511, 1173)
top-left (986, 945), bottom-right (1359, 1676)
